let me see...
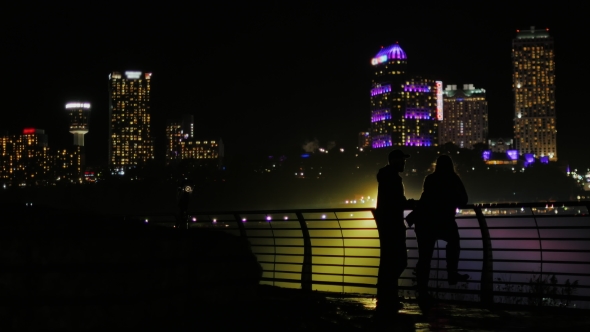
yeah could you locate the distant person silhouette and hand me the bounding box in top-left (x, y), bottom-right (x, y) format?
top-left (373, 149), bottom-right (414, 316)
top-left (176, 178), bottom-right (194, 229)
top-left (414, 155), bottom-right (469, 306)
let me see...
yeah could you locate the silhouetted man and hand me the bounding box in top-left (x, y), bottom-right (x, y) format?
top-left (373, 149), bottom-right (412, 316)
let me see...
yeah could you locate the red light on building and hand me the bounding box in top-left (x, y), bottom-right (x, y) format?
top-left (23, 128), bottom-right (36, 134)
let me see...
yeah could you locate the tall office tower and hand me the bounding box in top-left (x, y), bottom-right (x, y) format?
top-left (440, 84), bottom-right (488, 149)
top-left (370, 43), bottom-right (442, 148)
top-left (513, 26), bottom-right (557, 161)
top-left (65, 102), bottom-right (90, 146)
top-left (108, 71), bottom-right (154, 171)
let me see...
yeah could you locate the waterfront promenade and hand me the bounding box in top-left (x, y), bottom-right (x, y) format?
top-left (2, 202), bottom-right (589, 330)
top-left (229, 286), bottom-right (590, 331)
top-left (235, 285), bottom-right (590, 331)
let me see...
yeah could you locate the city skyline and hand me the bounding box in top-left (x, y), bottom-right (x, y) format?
top-left (3, 3), bottom-right (587, 167)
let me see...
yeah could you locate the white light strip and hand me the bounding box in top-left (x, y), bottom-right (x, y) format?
top-left (65, 102), bottom-right (91, 109)
top-left (125, 71), bottom-right (142, 79)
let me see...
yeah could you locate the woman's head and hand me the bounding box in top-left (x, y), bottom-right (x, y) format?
top-left (435, 155), bottom-right (455, 173)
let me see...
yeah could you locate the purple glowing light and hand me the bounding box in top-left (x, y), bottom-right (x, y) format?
top-left (404, 134), bottom-right (432, 147)
top-left (371, 85), bottom-right (391, 96)
top-left (540, 156), bottom-right (549, 164)
top-left (507, 150), bottom-right (519, 161)
top-left (523, 153), bottom-right (534, 167)
top-left (372, 134), bottom-right (392, 148)
top-left (403, 84), bottom-right (430, 93)
top-left (372, 43), bottom-right (407, 65)
top-left (266, 216), bottom-right (271, 221)
top-left (372, 109), bottom-right (392, 122)
top-left (404, 108), bottom-right (430, 120)
top-left (483, 150), bottom-right (491, 161)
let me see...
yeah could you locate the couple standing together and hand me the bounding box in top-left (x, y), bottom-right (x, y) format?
top-left (374, 149), bottom-right (469, 314)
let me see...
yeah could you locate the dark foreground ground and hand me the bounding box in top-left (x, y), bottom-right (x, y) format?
top-left (238, 285), bottom-right (590, 331)
top-left (2, 204), bottom-right (589, 330)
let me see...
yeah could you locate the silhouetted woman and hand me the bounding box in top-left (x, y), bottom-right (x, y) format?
top-left (414, 155), bottom-right (469, 303)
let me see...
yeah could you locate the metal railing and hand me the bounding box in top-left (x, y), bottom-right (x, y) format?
top-left (164, 201), bottom-right (590, 308)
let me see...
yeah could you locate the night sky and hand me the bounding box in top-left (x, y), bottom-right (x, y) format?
top-left (3, 2), bottom-right (588, 167)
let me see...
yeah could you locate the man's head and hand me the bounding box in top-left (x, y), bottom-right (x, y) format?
top-left (388, 149), bottom-right (410, 172)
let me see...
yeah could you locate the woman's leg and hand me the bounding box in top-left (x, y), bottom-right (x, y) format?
top-left (441, 221), bottom-right (469, 284)
top-left (415, 226), bottom-right (436, 295)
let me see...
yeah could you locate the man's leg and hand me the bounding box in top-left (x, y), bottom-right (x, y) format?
top-left (376, 242), bottom-right (397, 312)
top-left (376, 224), bottom-right (407, 313)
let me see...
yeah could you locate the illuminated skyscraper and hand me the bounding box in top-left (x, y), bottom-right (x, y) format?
top-left (108, 71), bottom-right (154, 170)
top-left (0, 129), bottom-right (50, 185)
top-left (166, 114), bottom-right (195, 161)
top-left (440, 84), bottom-right (488, 149)
top-left (370, 43), bottom-right (442, 148)
top-left (65, 102), bottom-right (90, 146)
top-left (513, 26), bottom-right (557, 161)
top-left (165, 114), bottom-right (224, 168)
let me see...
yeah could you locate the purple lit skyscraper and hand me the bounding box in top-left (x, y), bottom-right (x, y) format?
top-left (370, 43), bottom-right (441, 149)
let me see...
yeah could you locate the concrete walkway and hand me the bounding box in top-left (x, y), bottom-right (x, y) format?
top-left (228, 285), bottom-right (590, 331)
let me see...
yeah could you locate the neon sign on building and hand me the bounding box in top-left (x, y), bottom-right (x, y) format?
top-left (436, 81), bottom-right (443, 120)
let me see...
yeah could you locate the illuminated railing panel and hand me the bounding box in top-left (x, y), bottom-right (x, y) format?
top-left (187, 202), bottom-right (590, 308)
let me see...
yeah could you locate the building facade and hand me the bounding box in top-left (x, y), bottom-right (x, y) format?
top-left (108, 71), bottom-right (154, 171)
top-left (0, 129), bottom-right (83, 185)
top-left (0, 129), bottom-right (50, 185)
top-left (166, 115), bottom-right (224, 168)
top-left (370, 43), bottom-right (442, 148)
top-left (440, 84), bottom-right (488, 149)
top-left (166, 114), bottom-right (195, 161)
top-left (488, 138), bottom-right (514, 153)
top-left (513, 27), bottom-right (557, 161)
top-left (358, 131), bottom-right (371, 149)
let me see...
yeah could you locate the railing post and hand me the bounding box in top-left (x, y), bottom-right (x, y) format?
top-left (234, 213), bottom-right (246, 238)
top-left (296, 212), bottom-right (312, 292)
top-left (474, 206), bottom-right (494, 306)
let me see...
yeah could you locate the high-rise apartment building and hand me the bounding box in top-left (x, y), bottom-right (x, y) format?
top-left (440, 84), bottom-right (488, 149)
top-left (0, 128), bottom-right (85, 185)
top-left (1, 129), bottom-right (50, 185)
top-left (370, 43), bottom-right (442, 148)
top-left (513, 26), bottom-right (557, 161)
top-left (108, 71), bottom-right (154, 171)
